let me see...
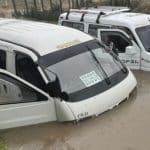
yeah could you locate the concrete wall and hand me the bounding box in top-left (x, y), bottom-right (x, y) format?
top-left (0, 0), bottom-right (145, 17)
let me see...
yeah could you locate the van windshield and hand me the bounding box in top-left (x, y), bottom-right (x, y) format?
top-left (136, 25), bottom-right (150, 52)
top-left (39, 40), bottom-right (128, 102)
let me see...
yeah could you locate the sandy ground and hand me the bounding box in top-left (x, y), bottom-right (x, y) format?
top-left (0, 70), bottom-right (150, 150)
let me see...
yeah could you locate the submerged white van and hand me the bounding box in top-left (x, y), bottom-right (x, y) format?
top-left (0, 19), bottom-right (136, 129)
top-left (59, 6), bottom-right (150, 71)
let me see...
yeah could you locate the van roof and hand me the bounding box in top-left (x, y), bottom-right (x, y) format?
top-left (101, 12), bottom-right (150, 28)
top-left (0, 18), bottom-right (93, 56)
top-left (60, 9), bottom-right (150, 29)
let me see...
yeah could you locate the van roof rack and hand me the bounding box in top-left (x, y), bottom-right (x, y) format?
top-left (66, 6), bottom-right (131, 22)
top-left (69, 7), bottom-right (130, 15)
top-left (87, 6), bottom-right (130, 11)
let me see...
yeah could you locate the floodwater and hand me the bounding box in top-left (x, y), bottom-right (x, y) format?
top-left (0, 71), bottom-right (150, 150)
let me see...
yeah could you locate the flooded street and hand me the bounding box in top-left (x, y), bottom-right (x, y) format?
top-left (0, 70), bottom-right (150, 150)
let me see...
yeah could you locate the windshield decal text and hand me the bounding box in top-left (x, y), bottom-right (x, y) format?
top-left (80, 71), bottom-right (102, 87)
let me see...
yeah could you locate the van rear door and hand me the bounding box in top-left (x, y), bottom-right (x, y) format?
top-left (98, 29), bottom-right (141, 70)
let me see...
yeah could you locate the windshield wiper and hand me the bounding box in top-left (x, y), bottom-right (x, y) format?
top-left (97, 42), bottom-right (128, 73)
top-left (86, 46), bottom-right (111, 85)
top-left (109, 50), bottom-right (128, 73)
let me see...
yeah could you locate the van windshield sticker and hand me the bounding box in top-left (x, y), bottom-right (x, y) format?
top-left (80, 71), bottom-right (102, 87)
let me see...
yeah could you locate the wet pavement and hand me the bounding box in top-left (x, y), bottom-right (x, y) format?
top-left (0, 70), bottom-right (150, 150)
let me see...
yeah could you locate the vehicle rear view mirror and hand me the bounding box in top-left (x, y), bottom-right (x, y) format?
top-left (60, 92), bottom-right (69, 101)
top-left (47, 78), bottom-right (69, 101)
top-left (47, 76), bottom-right (62, 98)
top-left (126, 46), bottom-right (137, 55)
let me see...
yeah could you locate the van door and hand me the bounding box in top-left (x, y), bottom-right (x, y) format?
top-left (98, 29), bottom-right (141, 70)
top-left (0, 70), bottom-right (56, 129)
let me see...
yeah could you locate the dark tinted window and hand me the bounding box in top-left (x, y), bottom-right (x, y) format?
top-left (136, 25), bottom-right (150, 52)
top-left (62, 21), bottom-right (72, 27)
top-left (0, 73), bottom-right (47, 105)
top-left (88, 24), bottom-right (109, 37)
top-left (0, 50), bottom-right (6, 69)
top-left (101, 31), bottom-right (131, 53)
top-left (15, 53), bottom-right (46, 91)
top-left (62, 21), bottom-right (84, 31)
top-left (112, 26), bottom-right (138, 44)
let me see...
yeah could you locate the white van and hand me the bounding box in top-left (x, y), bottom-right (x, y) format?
top-left (0, 18), bottom-right (136, 129)
top-left (59, 6), bottom-right (150, 71)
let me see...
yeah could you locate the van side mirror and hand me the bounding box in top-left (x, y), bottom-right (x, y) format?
top-left (60, 92), bottom-right (69, 101)
top-left (47, 76), bottom-right (62, 98)
top-left (126, 46), bottom-right (137, 55)
top-left (47, 77), bottom-right (69, 101)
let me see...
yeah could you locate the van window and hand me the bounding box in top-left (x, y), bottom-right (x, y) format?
top-left (101, 31), bottom-right (132, 53)
top-left (112, 26), bottom-right (138, 44)
top-left (15, 53), bottom-right (46, 91)
top-left (62, 21), bottom-right (84, 31)
top-left (0, 50), bottom-right (6, 69)
top-left (136, 25), bottom-right (150, 52)
top-left (39, 39), bottom-right (127, 102)
top-left (0, 73), bottom-right (47, 105)
top-left (88, 24), bottom-right (109, 37)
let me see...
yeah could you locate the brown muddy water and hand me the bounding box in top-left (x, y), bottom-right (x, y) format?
top-left (0, 70), bottom-right (150, 150)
